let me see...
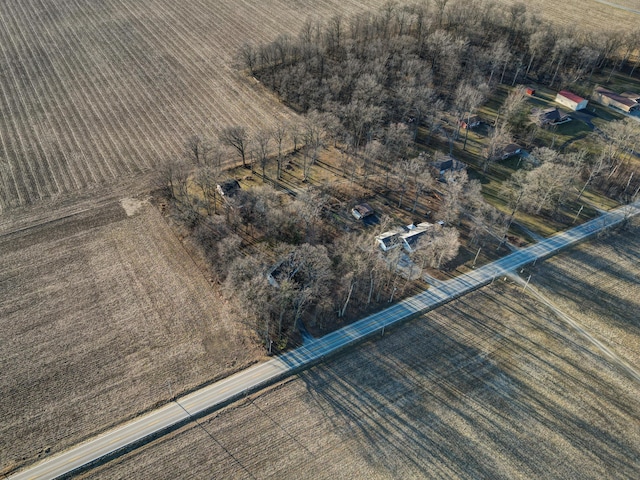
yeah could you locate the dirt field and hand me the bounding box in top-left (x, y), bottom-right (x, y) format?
top-left (525, 218), bottom-right (640, 372)
top-left (0, 0), bottom-right (388, 212)
top-left (499, 0), bottom-right (640, 31)
top-left (0, 200), bottom-right (264, 475)
top-left (84, 226), bottom-right (640, 479)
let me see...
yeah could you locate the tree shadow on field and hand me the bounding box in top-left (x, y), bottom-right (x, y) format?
top-left (297, 286), bottom-right (640, 479)
top-left (532, 241), bottom-right (640, 335)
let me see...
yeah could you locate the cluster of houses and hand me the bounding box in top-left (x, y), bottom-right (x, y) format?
top-left (534, 86), bottom-right (640, 125)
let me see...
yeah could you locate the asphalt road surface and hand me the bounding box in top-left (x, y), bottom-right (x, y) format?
top-left (9, 200), bottom-right (640, 480)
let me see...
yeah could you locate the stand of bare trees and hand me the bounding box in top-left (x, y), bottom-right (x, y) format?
top-left (241, 1), bottom-right (638, 156)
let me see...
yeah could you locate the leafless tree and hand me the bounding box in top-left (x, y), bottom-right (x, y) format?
top-left (302, 112), bottom-right (326, 181)
top-left (185, 134), bottom-right (212, 166)
top-left (272, 122), bottom-right (288, 180)
top-left (578, 152), bottom-right (607, 201)
top-left (483, 125), bottom-right (512, 173)
top-left (392, 158), bottom-right (415, 208)
top-left (194, 164), bottom-right (220, 215)
top-left (156, 158), bottom-right (189, 203)
top-left (550, 37), bottom-right (576, 87)
top-left (410, 156), bottom-right (435, 213)
top-left (239, 43), bottom-right (258, 75)
top-left (522, 161), bottom-right (575, 214)
top-left (254, 129), bottom-right (272, 182)
top-left (432, 226), bottom-right (460, 269)
top-left (219, 126), bottom-right (250, 168)
top-left (454, 81), bottom-right (488, 149)
top-left (411, 225), bottom-right (460, 270)
top-left (500, 169), bottom-right (531, 247)
top-left (439, 169), bottom-right (468, 225)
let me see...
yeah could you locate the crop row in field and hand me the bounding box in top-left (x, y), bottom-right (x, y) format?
top-left (0, 0), bottom-right (635, 214)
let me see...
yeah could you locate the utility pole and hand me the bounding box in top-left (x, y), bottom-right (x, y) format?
top-left (572, 205), bottom-right (584, 224)
top-left (472, 247), bottom-right (481, 267)
top-left (522, 274), bottom-right (531, 292)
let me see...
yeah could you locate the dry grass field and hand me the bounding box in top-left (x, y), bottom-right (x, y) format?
top-left (0, 199), bottom-right (264, 475)
top-left (0, 0), bottom-right (388, 213)
top-left (84, 225), bottom-right (640, 480)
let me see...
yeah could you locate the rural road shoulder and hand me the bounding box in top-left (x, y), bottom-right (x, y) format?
top-left (8, 200), bottom-right (640, 480)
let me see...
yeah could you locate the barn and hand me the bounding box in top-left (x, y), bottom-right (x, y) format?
top-left (593, 86), bottom-right (639, 113)
top-left (555, 90), bottom-right (588, 111)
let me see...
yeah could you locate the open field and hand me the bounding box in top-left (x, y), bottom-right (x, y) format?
top-left (500, 0), bottom-right (640, 31)
top-left (0, 0), bottom-right (389, 213)
top-left (0, 200), bottom-right (263, 475)
top-left (84, 225), bottom-right (640, 479)
top-left (526, 218), bottom-right (640, 371)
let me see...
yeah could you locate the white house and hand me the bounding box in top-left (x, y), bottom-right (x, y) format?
top-left (555, 90), bottom-right (588, 111)
top-left (399, 222), bottom-right (434, 253)
top-left (377, 222), bottom-right (437, 253)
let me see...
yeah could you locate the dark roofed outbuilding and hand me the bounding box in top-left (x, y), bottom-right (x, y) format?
top-left (216, 179), bottom-right (241, 197)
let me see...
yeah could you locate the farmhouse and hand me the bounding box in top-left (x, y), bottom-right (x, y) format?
top-left (429, 155), bottom-right (466, 180)
top-left (555, 90), bottom-right (588, 111)
top-left (400, 222), bottom-right (434, 253)
top-left (593, 86), bottom-right (639, 113)
top-left (376, 231), bottom-right (401, 251)
top-left (351, 203), bottom-right (374, 220)
top-left (459, 114), bottom-right (481, 130)
top-left (501, 143), bottom-right (523, 160)
top-left (536, 107), bottom-right (571, 126)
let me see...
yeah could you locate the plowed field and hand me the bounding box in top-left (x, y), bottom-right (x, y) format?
top-left (0, 0), bottom-right (386, 212)
top-left (0, 200), bottom-right (261, 475)
top-left (0, 0), bottom-right (634, 213)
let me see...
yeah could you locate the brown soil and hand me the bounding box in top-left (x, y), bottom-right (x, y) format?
top-left (0, 200), bottom-right (262, 474)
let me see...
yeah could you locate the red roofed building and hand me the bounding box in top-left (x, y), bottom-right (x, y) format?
top-left (555, 90), bottom-right (588, 111)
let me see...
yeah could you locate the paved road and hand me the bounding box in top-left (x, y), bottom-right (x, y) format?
top-left (9, 200), bottom-right (640, 480)
top-left (593, 0), bottom-right (640, 15)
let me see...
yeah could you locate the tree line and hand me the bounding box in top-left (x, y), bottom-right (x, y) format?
top-left (242, 0), bottom-right (638, 146)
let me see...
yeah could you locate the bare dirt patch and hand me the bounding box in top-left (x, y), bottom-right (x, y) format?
top-left (86, 233), bottom-right (640, 479)
top-left (0, 202), bottom-right (261, 475)
top-left (119, 197), bottom-right (149, 217)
